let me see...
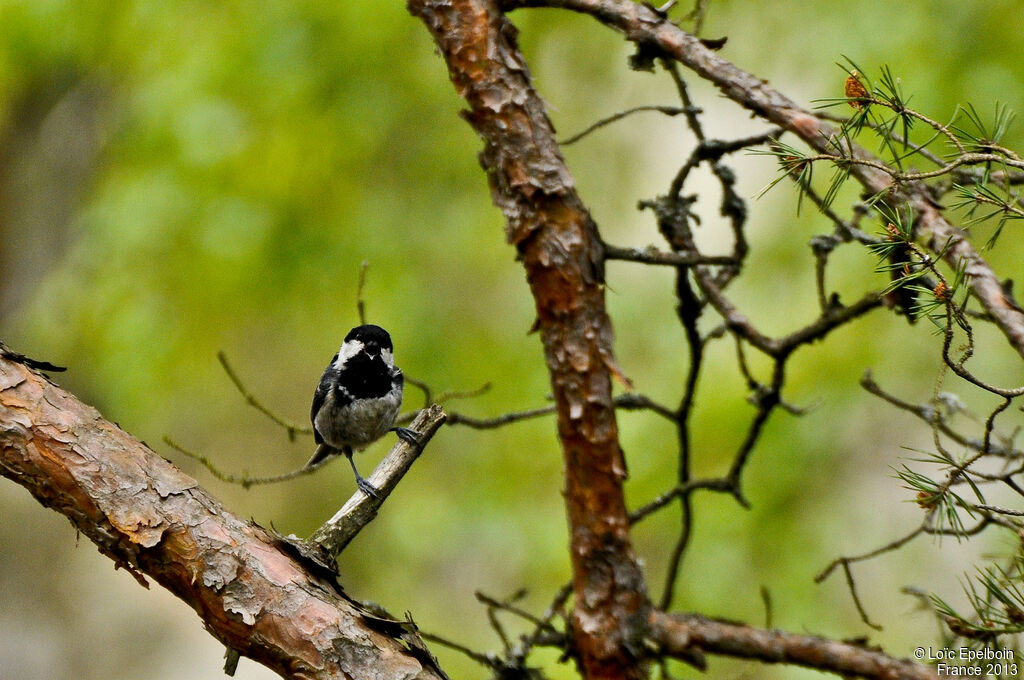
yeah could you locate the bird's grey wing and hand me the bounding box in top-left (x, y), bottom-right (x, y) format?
top-left (310, 366), bottom-right (335, 445)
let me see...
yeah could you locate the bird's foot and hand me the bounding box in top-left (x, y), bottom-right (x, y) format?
top-left (392, 426), bottom-right (421, 446)
top-left (355, 475), bottom-right (380, 498)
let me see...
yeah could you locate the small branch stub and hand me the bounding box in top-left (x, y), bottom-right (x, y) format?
top-left (306, 404), bottom-right (447, 557)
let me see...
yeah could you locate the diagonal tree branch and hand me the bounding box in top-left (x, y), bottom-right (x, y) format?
top-left (405, 2), bottom-right (648, 679)
top-left (503, 0), bottom-right (1024, 359)
top-left (308, 404), bottom-right (447, 557)
top-left (0, 357), bottom-right (447, 680)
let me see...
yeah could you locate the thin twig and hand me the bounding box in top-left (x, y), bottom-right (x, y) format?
top-left (356, 260), bottom-right (369, 326)
top-left (436, 382), bottom-right (493, 403)
top-left (446, 405), bottom-right (555, 428)
top-left (401, 377), bottom-right (492, 414)
top-left (418, 631), bottom-right (502, 669)
top-left (658, 256), bottom-right (704, 611)
top-left (974, 504), bottom-right (1024, 517)
top-left (217, 351), bottom-right (312, 440)
top-left (476, 590), bottom-right (560, 635)
top-left (684, 0), bottom-right (709, 33)
top-left (629, 477), bottom-right (736, 524)
top-left (164, 436), bottom-right (326, 488)
top-left (614, 393), bottom-right (678, 421)
top-left (446, 392), bottom-right (677, 428)
top-left (560, 104), bottom-right (694, 145)
top-left (479, 590), bottom-right (515, 651)
top-left (603, 243), bottom-right (735, 266)
top-left (404, 375), bottom-right (434, 408)
top-left (759, 586), bottom-right (773, 629)
top-left (861, 371), bottom-right (1022, 459)
top-left (816, 526), bottom-right (925, 583)
top-left (841, 560), bottom-right (883, 631)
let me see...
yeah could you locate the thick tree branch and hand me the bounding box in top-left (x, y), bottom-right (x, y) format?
top-left (406, 2), bottom-right (648, 678)
top-left (504, 0), bottom-right (1024, 359)
top-left (0, 357), bottom-right (447, 680)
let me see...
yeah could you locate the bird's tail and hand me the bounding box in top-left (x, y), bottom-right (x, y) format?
top-left (305, 443), bottom-right (336, 469)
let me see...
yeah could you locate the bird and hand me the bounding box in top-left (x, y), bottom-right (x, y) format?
top-left (307, 324), bottom-right (419, 497)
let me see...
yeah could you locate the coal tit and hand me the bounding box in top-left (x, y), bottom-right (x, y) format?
top-left (307, 324), bottom-right (419, 497)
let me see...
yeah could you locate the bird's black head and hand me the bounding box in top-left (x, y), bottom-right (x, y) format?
top-left (345, 324), bottom-right (394, 355)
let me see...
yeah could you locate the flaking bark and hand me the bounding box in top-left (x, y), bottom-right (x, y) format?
top-left (406, 2), bottom-right (649, 679)
top-left (0, 358), bottom-right (446, 680)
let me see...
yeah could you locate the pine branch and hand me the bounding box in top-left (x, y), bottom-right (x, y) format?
top-left (0, 355), bottom-right (448, 680)
top-left (504, 0), bottom-right (1024, 359)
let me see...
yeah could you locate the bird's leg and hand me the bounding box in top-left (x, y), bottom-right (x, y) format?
top-left (344, 448), bottom-right (379, 498)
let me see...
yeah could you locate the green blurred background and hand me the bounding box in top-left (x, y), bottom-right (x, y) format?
top-left (3, 1), bottom-right (1024, 678)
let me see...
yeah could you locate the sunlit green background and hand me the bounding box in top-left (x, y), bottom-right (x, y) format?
top-left (3, 1), bottom-right (1024, 678)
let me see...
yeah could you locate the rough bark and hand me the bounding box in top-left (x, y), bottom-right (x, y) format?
top-left (406, 2), bottom-right (649, 679)
top-left (505, 0), bottom-right (1024, 359)
top-left (0, 357), bottom-right (445, 680)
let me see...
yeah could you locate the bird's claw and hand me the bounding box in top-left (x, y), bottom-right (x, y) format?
top-left (392, 426), bottom-right (422, 446)
top-left (356, 476), bottom-right (380, 498)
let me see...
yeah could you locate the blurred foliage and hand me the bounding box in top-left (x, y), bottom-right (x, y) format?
top-left (3, 1), bottom-right (1024, 679)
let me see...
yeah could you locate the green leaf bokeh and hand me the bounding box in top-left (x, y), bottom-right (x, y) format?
top-left (3, 1), bottom-right (1024, 678)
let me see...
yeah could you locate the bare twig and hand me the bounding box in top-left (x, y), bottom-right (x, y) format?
top-left (356, 260), bottom-right (369, 325)
top-left (446, 392), bottom-right (677, 429)
top-left (560, 104), bottom-right (694, 145)
top-left (446, 405), bottom-right (555, 428)
top-left (419, 631), bottom-right (502, 669)
top-left (649, 610), bottom-right (938, 679)
top-left (816, 526), bottom-right (926, 584)
top-left (974, 504), bottom-right (1024, 517)
top-left (841, 560), bottom-right (884, 631)
top-left (477, 590), bottom-right (560, 637)
top-left (614, 392), bottom-right (678, 421)
top-left (163, 435), bottom-right (327, 488)
top-left (401, 377), bottom-right (492, 416)
top-left (629, 477), bottom-right (736, 524)
top-left (860, 371), bottom-right (1023, 459)
top-left (217, 351), bottom-right (311, 440)
top-left (603, 243), bottom-right (735, 267)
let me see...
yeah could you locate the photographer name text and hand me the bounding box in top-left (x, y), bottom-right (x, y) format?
top-left (914, 647), bottom-right (1017, 677)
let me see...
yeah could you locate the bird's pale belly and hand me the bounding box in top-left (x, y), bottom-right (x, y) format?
top-left (315, 391), bottom-right (401, 449)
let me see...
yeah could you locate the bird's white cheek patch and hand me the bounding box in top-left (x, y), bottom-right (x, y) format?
top-left (334, 340), bottom-right (364, 368)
